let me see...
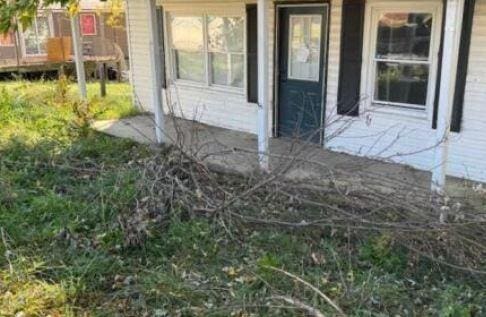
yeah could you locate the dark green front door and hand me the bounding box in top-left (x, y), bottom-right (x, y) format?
top-left (277, 5), bottom-right (328, 143)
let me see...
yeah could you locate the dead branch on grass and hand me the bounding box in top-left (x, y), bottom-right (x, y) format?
top-left (122, 115), bottom-right (486, 276)
top-left (110, 89), bottom-right (486, 316)
top-left (269, 296), bottom-right (326, 317)
top-left (265, 266), bottom-right (346, 316)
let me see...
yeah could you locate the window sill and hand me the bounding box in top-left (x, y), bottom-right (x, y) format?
top-left (368, 103), bottom-right (429, 121)
top-left (24, 54), bottom-right (48, 58)
top-left (171, 80), bottom-right (246, 96)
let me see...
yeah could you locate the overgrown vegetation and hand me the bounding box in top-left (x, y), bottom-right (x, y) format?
top-left (0, 81), bottom-right (484, 316)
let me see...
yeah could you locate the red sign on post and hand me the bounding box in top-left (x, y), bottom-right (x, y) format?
top-left (80, 14), bottom-right (97, 36)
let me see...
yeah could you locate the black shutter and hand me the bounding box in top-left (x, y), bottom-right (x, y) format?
top-left (432, 0), bottom-right (448, 130)
top-left (247, 4), bottom-right (258, 103)
top-left (451, 0), bottom-right (476, 132)
top-left (156, 7), bottom-right (167, 89)
top-left (337, 0), bottom-right (365, 116)
top-left (433, 0), bottom-right (476, 132)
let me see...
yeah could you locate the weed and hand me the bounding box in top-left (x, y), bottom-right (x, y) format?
top-left (359, 234), bottom-right (408, 273)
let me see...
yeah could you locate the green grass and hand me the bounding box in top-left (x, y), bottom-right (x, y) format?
top-left (0, 80), bottom-right (484, 316)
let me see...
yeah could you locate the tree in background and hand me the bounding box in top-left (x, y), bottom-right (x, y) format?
top-left (0, 0), bottom-right (75, 33)
top-left (0, 0), bottom-right (125, 32)
top-left (103, 0), bottom-right (124, 28)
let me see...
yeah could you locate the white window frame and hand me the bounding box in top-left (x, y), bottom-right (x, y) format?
top-left (361, 1), bottom-right (443, 120)
top-left (20, 13), bottom-right (54, 57)
top-left (80, 13), bottom-right (98, 36)
top-left (166, 11), bottom-right (247, 95)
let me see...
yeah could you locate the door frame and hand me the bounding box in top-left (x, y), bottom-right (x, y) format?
top-left (273, 1), bottom-right (330, 145)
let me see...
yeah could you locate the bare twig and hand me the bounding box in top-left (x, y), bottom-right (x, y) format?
top-left (263, 266), bottom-right (346, 316)
top-left (269, 295), bottom-right (326, 317)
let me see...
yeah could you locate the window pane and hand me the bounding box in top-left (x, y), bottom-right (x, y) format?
top-left (375, 62), bottom-right (429, 106)
top-left (210, 52), bottom-right (227, 85)
top-left (171, 16), bottom-right (203, 51)
top-left (24, 16), bottom-right (50, 55)
top-left (174, 50), bottom-right (205, 82)
top-left (310, 16), bottom-right (322, 51)
top-left (288, 15), bottom-right (322, 81)
top-left (36, 16), bottom-right (50, 54)
top-left (376, 13), bottom-right (432, 61)
top-left (230, 54), bottom-right (244, 88)
top-left (208, 16), bottom-right (244, 52)
top-left (210, 52), bottom-right (244, 88)
top-left (24, 34), bottom-right (39, 55)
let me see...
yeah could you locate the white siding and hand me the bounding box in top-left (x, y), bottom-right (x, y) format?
top-left (126, 0), bottom-right (153, 112)
top-left (165, 85), bottom-right (259, 133)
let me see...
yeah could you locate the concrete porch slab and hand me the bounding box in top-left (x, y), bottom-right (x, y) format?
top-left (91, 114), bottom-right (473, 197)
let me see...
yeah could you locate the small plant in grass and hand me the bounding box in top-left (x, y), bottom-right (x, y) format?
top-left (53, 74), bottom-right (71, 107)
top-left (434, 286), bottom-right (482, 317)
top-left (70, 99), bottom-right (92, 133)
top-left (359, 234), bottom-right (408, 273)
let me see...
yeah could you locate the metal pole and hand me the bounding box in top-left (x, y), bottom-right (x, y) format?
top-left (431, 0), bottom-right (466, 194)
top-left (147, 0), bottom-right (165, 144)
top-left (70, 14), bottom-right (87, 99)
top-left (257, 0), bottom-right (270, 171)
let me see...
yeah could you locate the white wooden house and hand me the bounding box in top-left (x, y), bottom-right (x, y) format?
top-left (123, 0), bottom-right (486, 191)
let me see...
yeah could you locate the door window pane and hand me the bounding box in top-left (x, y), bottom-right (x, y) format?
top-left (288, 15), bottom-right (322, 81)
top-left (376, 13), bottom-right (433, 61)
top-left (375, 62), bottom-right (429, 106)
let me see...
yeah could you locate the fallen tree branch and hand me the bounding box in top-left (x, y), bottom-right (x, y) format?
top-left (263, 266), bottom-right (346, 316)
top-left (269, 295), bottom-right (326, 317)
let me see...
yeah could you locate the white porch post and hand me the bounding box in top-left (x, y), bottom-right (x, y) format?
top-left (257, 0), bottom-right (270, 171)
top-left (70, 14), bottom-right (87, 100)
top-left (147, 0), bottom-right (166, 144)
top-left (432, 0), bottom-right (466, 194)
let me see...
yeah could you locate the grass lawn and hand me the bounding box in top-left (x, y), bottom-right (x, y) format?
top-left (0, 80), bottom-right (484, 316)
